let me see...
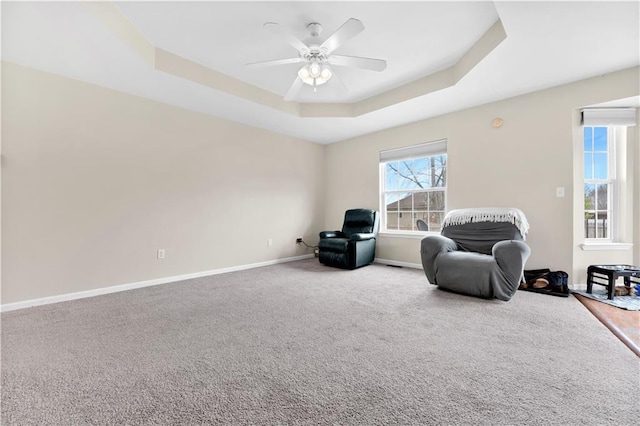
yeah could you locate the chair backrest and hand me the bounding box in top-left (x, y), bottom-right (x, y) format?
top-left (442, 222), bottom-right (523, 255)
top-left (342, 209), bottom-right (379, 237)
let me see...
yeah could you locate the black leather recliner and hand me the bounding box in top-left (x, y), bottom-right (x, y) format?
top-left (318, 209), bottom-right (380, 269)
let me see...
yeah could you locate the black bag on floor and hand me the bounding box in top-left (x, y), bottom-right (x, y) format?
top-left (520, 269), bottom-right (569, 297)
top-left (547, 271), bottom-right (569, 294)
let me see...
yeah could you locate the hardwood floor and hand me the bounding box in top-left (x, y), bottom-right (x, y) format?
top-left (574, 294), bottom-right (640, 357)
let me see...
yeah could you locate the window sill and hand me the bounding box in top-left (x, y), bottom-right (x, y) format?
top-left (580, 242), bottom-right (633, 251)
top-left (379, 231), bottom-right (438, 240)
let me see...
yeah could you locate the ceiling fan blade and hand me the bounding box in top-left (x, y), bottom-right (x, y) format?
top-left (329, 54), bottom-right (387, 72)
top-left (284, 77), bottom-right (304, 101)
top-left (246, 57), bottom-right (304, 68)
top-left (320, 18), bottom-right (365, 55)
top-left (264, 22), bottom-right (310, 55)
top-left (327, 66), bottom-right (349, 95)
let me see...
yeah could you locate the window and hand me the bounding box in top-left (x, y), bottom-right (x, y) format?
top-left (583, 126), bottom-right (615, 239)
top-left (581, 107), bottom-right (636, 242)
top-left (380, 140), bottom-right (447, 233)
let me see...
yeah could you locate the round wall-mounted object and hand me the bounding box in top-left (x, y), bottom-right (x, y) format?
top-left (491, 118), bottom-right (504, 128)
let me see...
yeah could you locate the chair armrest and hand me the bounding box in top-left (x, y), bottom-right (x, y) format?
top-left (492, 240), bottom-right (531, 289)
top-left (319, 230), bottom-right (345, 239)
top-left (350, 233), bottom-right (376, 241)
top-left (420, 235), bottom-right (458, 284)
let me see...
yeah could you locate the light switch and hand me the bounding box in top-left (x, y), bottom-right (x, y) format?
top-left (556, 187), bottom-right (565, 198)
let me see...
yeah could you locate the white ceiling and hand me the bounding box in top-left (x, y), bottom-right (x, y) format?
top-left (2, 1), bottom-right (639, 144)
top-left (116, 1), bottom-right (499, 103)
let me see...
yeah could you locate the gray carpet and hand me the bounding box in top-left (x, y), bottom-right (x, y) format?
top-left (1, 259), bottom-right (638, 425)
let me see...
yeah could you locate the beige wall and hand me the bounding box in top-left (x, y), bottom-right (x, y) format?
top-left (2, 62), bottom-right (638, 305)
top-left (324, 67), bottom-right (639, 284)
top-left (1, 62), bottom-right (324, 304)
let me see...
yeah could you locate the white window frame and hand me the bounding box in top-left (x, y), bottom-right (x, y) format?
top-left (379, 140), bottom-right (447, 236)
top-left (579, 107), bottom-right (636, 251)
top-left (583, 126), bottom-right (617, 241)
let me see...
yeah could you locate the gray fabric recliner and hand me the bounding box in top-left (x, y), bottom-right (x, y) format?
top-left (420, 209), bottom-right (531, 301)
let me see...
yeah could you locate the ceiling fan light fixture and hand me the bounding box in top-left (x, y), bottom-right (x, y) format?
top-left (320, 67), bottom-right (332, 80)
top-left (309, 61), bottom-right (321, 77)
top-left (298, 63), bottom-right (332, 87)
top-left (297, 66), bottom-right (314, 85)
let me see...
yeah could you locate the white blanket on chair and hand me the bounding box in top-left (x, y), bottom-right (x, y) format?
top-left (442, 207), bottom-right (529, 239)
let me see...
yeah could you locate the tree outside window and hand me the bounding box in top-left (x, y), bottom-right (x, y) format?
top-left (383, 155), bottom-right (447, 232)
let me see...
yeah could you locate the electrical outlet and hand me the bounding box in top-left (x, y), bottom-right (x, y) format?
top-left (157, 249), bottom-right (165, 259)
top-left (296, 238), bottom-right (303, 244)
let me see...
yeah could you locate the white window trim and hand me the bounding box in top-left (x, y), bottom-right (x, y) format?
top-left (578, 109), bottom-right (637, 249)
top-left (579, 106), bottom-right (637, 246)
top-left (379, 140), bottom-right (447, 236)
top-left (378, 230), bottom-right (434, 239)
top-left (583, 126), bottom-right (619, 242)
top-left (580, 242), bottom-right (632, 251)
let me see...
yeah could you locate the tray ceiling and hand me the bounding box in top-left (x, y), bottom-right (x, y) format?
top-left (2, 1), bottom-right (638, 143)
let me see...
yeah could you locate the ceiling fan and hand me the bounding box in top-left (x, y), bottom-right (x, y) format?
top-left (246, 18), bottom-right (387, 101)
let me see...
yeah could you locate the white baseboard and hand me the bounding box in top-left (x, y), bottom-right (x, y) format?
top-left (0, 254), bottom-right (314, 313)
top-left (571, 283), bottom-right (587, 291)
top-left (374, 258), bottom-right (423, 270)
